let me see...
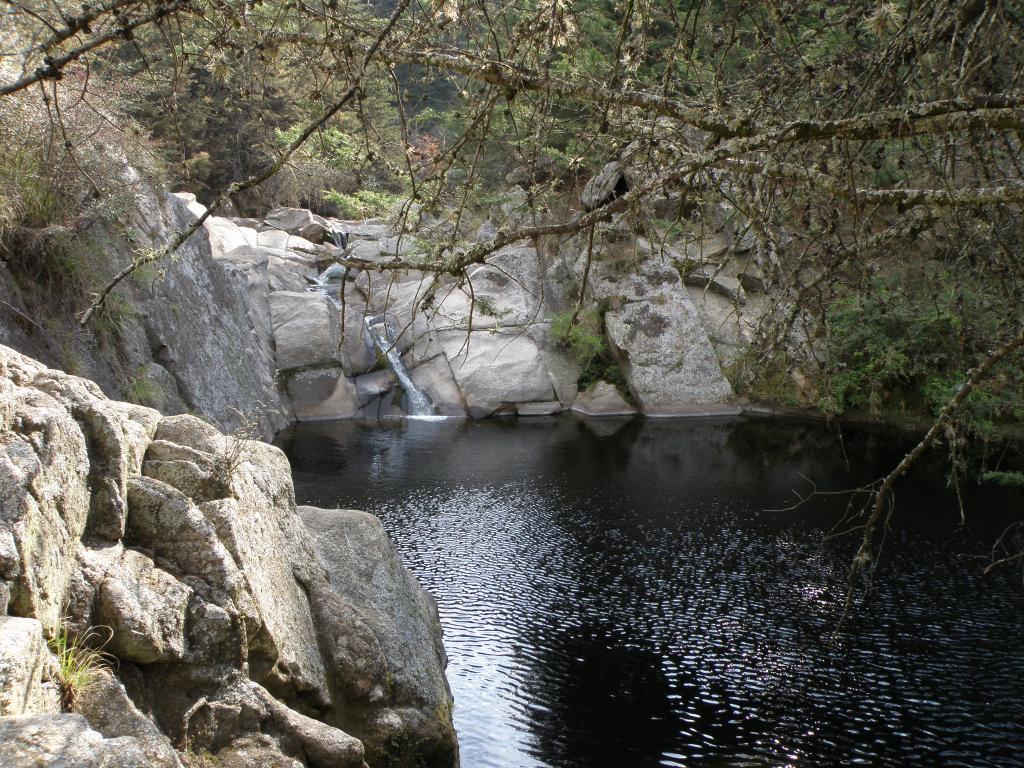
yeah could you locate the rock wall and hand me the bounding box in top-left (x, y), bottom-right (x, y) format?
top-left (211, 200), bottom-right (764, 422)
top-left (0, 164), bottom-right (764, 427)
top-left (0, 176), bottom-right (292, 439)
top-left (0, 345), bottom-right (457, 768)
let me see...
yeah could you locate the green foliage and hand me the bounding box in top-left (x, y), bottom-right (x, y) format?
top-left (817, 266), bottom-right (1024, 430)
top-left (275, 125), bottom-right (363, 169)
top-left (323, 189), bottom-right (403, 219)
top-left (819, 274), bottom-right (964, 416)
top-left (981, 471), bottom-right (1024, 488)
top-left (551, 307), bottom-right (623, 391)
top-left (48, 626), bottom-right (113, 711)
top-left (725, 350), bottom-right (801, 407)
top-left (126, 367), bottom-right (163, 408)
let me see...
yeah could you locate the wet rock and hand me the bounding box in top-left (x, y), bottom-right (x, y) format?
top-left (354, 369), bottom-right (395, 405)
top-left (408, 355), bottom-right (466, 417)
top-left (517, 401), bottom-right (562, 416)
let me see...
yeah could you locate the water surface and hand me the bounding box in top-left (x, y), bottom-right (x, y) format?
top-left (278, 416), bottom-right (1024, 768)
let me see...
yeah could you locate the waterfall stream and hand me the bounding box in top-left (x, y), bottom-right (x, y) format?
top-left (364, 314), bottom-right (436, 417)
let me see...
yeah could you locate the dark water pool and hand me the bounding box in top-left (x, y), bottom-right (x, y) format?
top-left (277, 416), bottom-right (1024, 768)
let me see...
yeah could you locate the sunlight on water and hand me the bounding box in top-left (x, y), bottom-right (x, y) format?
top-left (280, 416), bottom-right (1024, 768)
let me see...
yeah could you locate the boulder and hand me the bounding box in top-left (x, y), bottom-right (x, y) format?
top-left (265, 208), bottom-right (328, 243)
top-left (439, 332), bottom-right (556, 418)
top-left (31, 368), bottom-right (161, 542)
top-left (299, 507), bottom-right (457, 768)
top-left (682, 264), bottom-right (747, 305)
top-left (269, 292), bottom-right (341, 371)
top-left (186, 679), bottom-right (364, 768)
top-left (125, 477), bottom-right (247, 606)
top-left (378, 235), bottom-right (422, 257)
top-left (198, 439), bottom-right (331, 704)
top-left (255, 229), bottom-right (322, 254)
top-left (0, 348), bottom-right (458, 768)
top-left (571, 381), bottom-right (637, 416)
top-left (591, 245), bottom-right (734, 414)
top-left (325, 219), bottom-right (391, 241)
top-left (0, 354), bottom-right (91, 632)
top-left (286, 367), bottom-right (361, 421)
top-left (74, 673), bottom-right (184, 768)
top-left (205, 217), bottom-right (257, 256)
top-left (581, 161), bottom-right (629, 210)
top-left (354, 370), bottom-right (395, 405)
top-left (516, 401), bottom-right (562, 416)
top-left (170, 191), bottom-right (205, 219)
top-left (93, 549), bottom-right (192, 664)
top-left (0, 713), bottom-right (181, 768)
top-left (336, 292), bottom-right (377, 374)
top-left (0, 616), bottom-right (58, 716)
top-left (408, 355), bottom-right (466, 417)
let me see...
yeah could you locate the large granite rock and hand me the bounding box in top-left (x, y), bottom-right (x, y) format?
top-left (270, 292), bottom-right (342, 372)
top-left (136, 192), bottom-right (289, 439)
top-left (0, 354), bottom-right (92, 632)
top-left (286, 367), bottom-right (361, 421)
top-left (0, 617), bottom-right (58, 716)
top-left (0, 713), bottom-right (180, 768)
top-left (409, 355), bottom-right (467, 417)
top-left (299, 507), bottom-right (458, 768)
top-left (440, 331), bottom-right (557, 418)
top-left (264, 208), bottom-right (328, 243)
top-left (591, 242), bottom-right (733, 414)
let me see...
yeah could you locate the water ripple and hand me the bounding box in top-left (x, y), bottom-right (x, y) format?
top-left (280, 416), bottom-right (1024, 768)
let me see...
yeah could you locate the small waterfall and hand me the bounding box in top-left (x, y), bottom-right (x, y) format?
top-left (364, 314), bottom-right (435, 417)
top-left (328, 228), bottom-right (348, 250)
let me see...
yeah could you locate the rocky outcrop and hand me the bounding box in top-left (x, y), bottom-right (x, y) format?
top-left (299, 507), bottom-right (457, 768)
top-left (0, 345), bottom-right (457, 768)
top-left (588, 238), bottom-right (734, 414)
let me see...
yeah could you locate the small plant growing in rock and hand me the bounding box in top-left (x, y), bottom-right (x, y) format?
top-left (125, 367), bottom-right (164, 407)
top-left (551, 307), bottom-right (625, 390)
top-left (48, 625), bottom-right (114, 711)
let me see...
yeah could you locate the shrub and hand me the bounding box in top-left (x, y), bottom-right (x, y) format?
top-left (323, 189), bottom-right (404, 219)
top-left (550, 307), bottom-right (624, 390)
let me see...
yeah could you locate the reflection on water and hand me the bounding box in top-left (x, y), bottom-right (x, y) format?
top-left (277, 416), bottom-right (1024, 768)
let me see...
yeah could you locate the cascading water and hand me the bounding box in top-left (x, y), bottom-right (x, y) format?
top-left (364, 314), bottom-right (436, 417)
top-left (328, 228), bottom-right (349, 250)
